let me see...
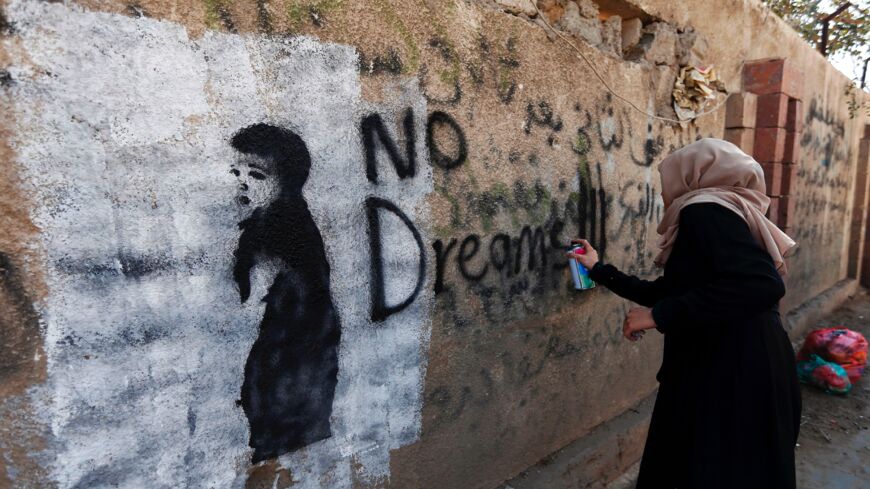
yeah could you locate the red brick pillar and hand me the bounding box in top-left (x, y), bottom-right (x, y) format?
top-left (724, 93), bottom-right (757, 153)
top-left (738, 58), bottom-right (804, 232)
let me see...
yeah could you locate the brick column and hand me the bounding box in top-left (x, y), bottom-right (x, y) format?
top-left (737, 58), bottom-right (804, 232)
top-left (724, 92), bottom-right (757, 153)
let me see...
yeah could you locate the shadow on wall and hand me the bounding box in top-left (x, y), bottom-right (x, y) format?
top-left (229, 124), bottom-right (342, 463)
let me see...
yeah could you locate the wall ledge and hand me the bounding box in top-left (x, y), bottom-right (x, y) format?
top-left (783, 279), bottom-right (859, 342)
top-left (500, 391), bottom-right (655, 489)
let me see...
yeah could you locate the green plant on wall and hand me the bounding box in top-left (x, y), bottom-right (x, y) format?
top-left (845, 81), bottom-right (870, 118)
top-left (203, 0), bottom-right (232, 30)
top-left (372, 0), bottom-right (420, 73)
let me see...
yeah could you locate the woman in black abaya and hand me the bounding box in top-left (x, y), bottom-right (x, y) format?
top-left (570, 138), bottom-right (801, 489)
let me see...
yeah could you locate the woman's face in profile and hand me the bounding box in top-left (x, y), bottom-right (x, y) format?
top-left (231, 153), bottom-right (279, 210)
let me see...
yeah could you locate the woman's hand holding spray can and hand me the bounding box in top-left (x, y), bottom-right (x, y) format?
top-left (566, 239), bottom-right (596, 290)
top-left (566, 239), bottom-right (644, 341)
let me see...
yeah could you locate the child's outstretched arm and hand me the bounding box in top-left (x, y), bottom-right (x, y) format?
top-left (233, 223), bottom-right (256, 303)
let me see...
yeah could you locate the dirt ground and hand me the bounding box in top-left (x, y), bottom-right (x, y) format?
top-left (794, 289), bottom-right (870, 489)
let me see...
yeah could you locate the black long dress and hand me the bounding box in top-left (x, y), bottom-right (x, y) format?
top-left (589, 202), bottom-right (801, 489)
top-left (234, 197), bottom-right (341, 463)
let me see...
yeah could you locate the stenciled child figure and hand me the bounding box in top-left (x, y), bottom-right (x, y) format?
top-left (230, 123), bottom-right (341, 463)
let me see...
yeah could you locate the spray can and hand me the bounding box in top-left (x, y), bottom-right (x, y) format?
top-left (568, 244), bottom-right (596, 290)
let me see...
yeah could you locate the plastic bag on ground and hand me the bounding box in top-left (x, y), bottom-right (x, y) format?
top-left (796, 354), bottom-right (852, 395)
top-left (797, 327), bottom-right (867, 383)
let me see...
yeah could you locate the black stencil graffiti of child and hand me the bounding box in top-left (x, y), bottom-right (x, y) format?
top-left (230, 123), bottom-right (341, 463)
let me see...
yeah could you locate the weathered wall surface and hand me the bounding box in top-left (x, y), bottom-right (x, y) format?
top-left (0, 0), bottom-right (867, 488)
top-left (634, 0), bottom-right (869, 310)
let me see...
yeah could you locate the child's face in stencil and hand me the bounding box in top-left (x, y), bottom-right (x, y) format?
top-left (231, 153), bottom-right (279, 210)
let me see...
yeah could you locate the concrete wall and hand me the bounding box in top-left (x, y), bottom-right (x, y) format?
top-left (0, 0), bottom-right (867, 488)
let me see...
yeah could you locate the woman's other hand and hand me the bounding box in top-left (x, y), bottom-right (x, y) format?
top-left (623, 307), bottom-right (656, 341)
top-left (566, 238), bottom-right (600, 270)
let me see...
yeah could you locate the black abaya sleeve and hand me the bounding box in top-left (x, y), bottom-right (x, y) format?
top-left (589, 262), bottom-right (669, 308)
top-left (651, 203), bottom-right (786, 333)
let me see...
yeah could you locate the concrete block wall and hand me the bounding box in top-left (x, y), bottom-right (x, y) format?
top-left (857, 130), bottom-right (870, 284)
top-left (0, 0), bottom-right (867, 488)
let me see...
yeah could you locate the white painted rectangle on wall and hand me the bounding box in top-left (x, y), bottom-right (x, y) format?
top-left (5, 1), bottom-right (434, 487)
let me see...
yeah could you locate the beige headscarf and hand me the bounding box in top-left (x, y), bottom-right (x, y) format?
top-left (655, 138), bottom-right (797, 275)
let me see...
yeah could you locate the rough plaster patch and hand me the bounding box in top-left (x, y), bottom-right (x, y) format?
top-left (6, 1), bottom-right (433, 487)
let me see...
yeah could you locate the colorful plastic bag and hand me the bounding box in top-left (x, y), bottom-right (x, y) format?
top-left (796, 354), bottom-right (852, 395)
top-left (797, 327), bottom-right (867, 383)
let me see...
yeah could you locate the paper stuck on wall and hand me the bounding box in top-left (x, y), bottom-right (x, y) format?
top-left (673, 65), bottom-right (727, 121)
